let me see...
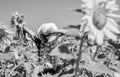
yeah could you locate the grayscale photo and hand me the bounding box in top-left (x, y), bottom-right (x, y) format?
top-left (0, 0), bottom-right (120, 77)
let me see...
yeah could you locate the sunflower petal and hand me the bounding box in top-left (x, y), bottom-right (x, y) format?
top-left (106, 0), bottom-right (117, 7)
top-left (106, 0), bottom-right (119, 11)
top-left (104, 28), bottom-right (117, 41)
top-left (81, 15), bottom-right (90, 21)
top-left (107, 0), bottom-right (116, 4)
top-left (105, 19), bottom-right (120, 34)
top-left (109, 6), bottom-right (119, 12)
top-left (107, 18), bottom-right (119, 27)
top-left (107, 13), bottom-right (120, 18)
top-left (81, 0), bottom-right (93, 9)
top-left (95, 31), bottom-right (104, 45)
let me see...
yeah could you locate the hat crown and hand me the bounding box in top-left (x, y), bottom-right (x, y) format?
top-left (37, 23), bottom-right (58, 35)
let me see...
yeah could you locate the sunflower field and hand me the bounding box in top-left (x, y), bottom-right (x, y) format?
top-left (1, 0), bottom-right (120, 77)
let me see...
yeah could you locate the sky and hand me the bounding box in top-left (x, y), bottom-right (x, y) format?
top-left (0, 0), bottom-right (84, 34)
top-left (0, 0), bottom-right (120, 34)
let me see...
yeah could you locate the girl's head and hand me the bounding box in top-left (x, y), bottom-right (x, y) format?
top-left (37, 23), bottom-right (67, 42)
top-left (37, 23), bottom-right (58, 36)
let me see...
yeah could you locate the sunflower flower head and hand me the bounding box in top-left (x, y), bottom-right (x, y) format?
top-left (81, 0), bottom-right (120, 45)
top-left (11, 11), bottom-right (26, 28)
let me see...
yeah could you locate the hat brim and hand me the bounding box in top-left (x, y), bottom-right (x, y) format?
top-left (50, 29), bottom-right (67, 34)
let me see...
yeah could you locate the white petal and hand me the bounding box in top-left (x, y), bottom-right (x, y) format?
top-left (109, 0), bottom-right (116, 3)
top-left (95, 31), bottom-right (104, 45)
top-left (107, 13), bottom-right (120, 18)
top-left (85, 3), bottom-right (93, 9)
top-left (106, 0), bottom-right (119, 11)
top-left (81, 0), bottom-right (93, 9)
top-left (105, 19), bottom-right (120, 34)
top-left (109, 6), bottom-right (119, 11)
top-left (81, 15), bottom-right (91, 21)
top-left (107, 0), bottom-right (116, 6)
top-left (104, 28), bottom-right (117, 41)
top-left (107, 18), bottom-right (119, 27)
top-left (107, 0), bottom-right (117, 7)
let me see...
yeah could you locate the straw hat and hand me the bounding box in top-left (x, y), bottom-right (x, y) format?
top-left (37, 23), bottom-right (67, 42)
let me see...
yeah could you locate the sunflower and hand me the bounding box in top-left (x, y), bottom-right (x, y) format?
top-left (11, 11), bottom-right (26, 28)
top-left (80, 0), bottom-right (120, 45)
top-left (0, 23), bottom-right (14, 45)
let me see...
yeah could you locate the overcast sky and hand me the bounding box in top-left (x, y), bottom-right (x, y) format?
top-left (0, 0), bottom-right (120, 34)
top-left (0, 0), bottom-right (84, 33)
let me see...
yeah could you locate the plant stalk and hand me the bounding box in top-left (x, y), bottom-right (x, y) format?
top-left (75, 37), bottom-right (84, 77)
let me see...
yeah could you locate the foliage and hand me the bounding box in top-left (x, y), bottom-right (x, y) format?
top-left (0, 33), bottom-right (120, 77)
top-left (1, 2), bottom-right (120, 76)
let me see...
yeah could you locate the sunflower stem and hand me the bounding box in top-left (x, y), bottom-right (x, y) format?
top-left (75, 37), bottom-right (84, 77)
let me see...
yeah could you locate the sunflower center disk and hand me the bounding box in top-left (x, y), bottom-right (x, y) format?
top-left (16, 17), bottom-right (23, 24)
top-left (92, 8), bottom-right (107, 30)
